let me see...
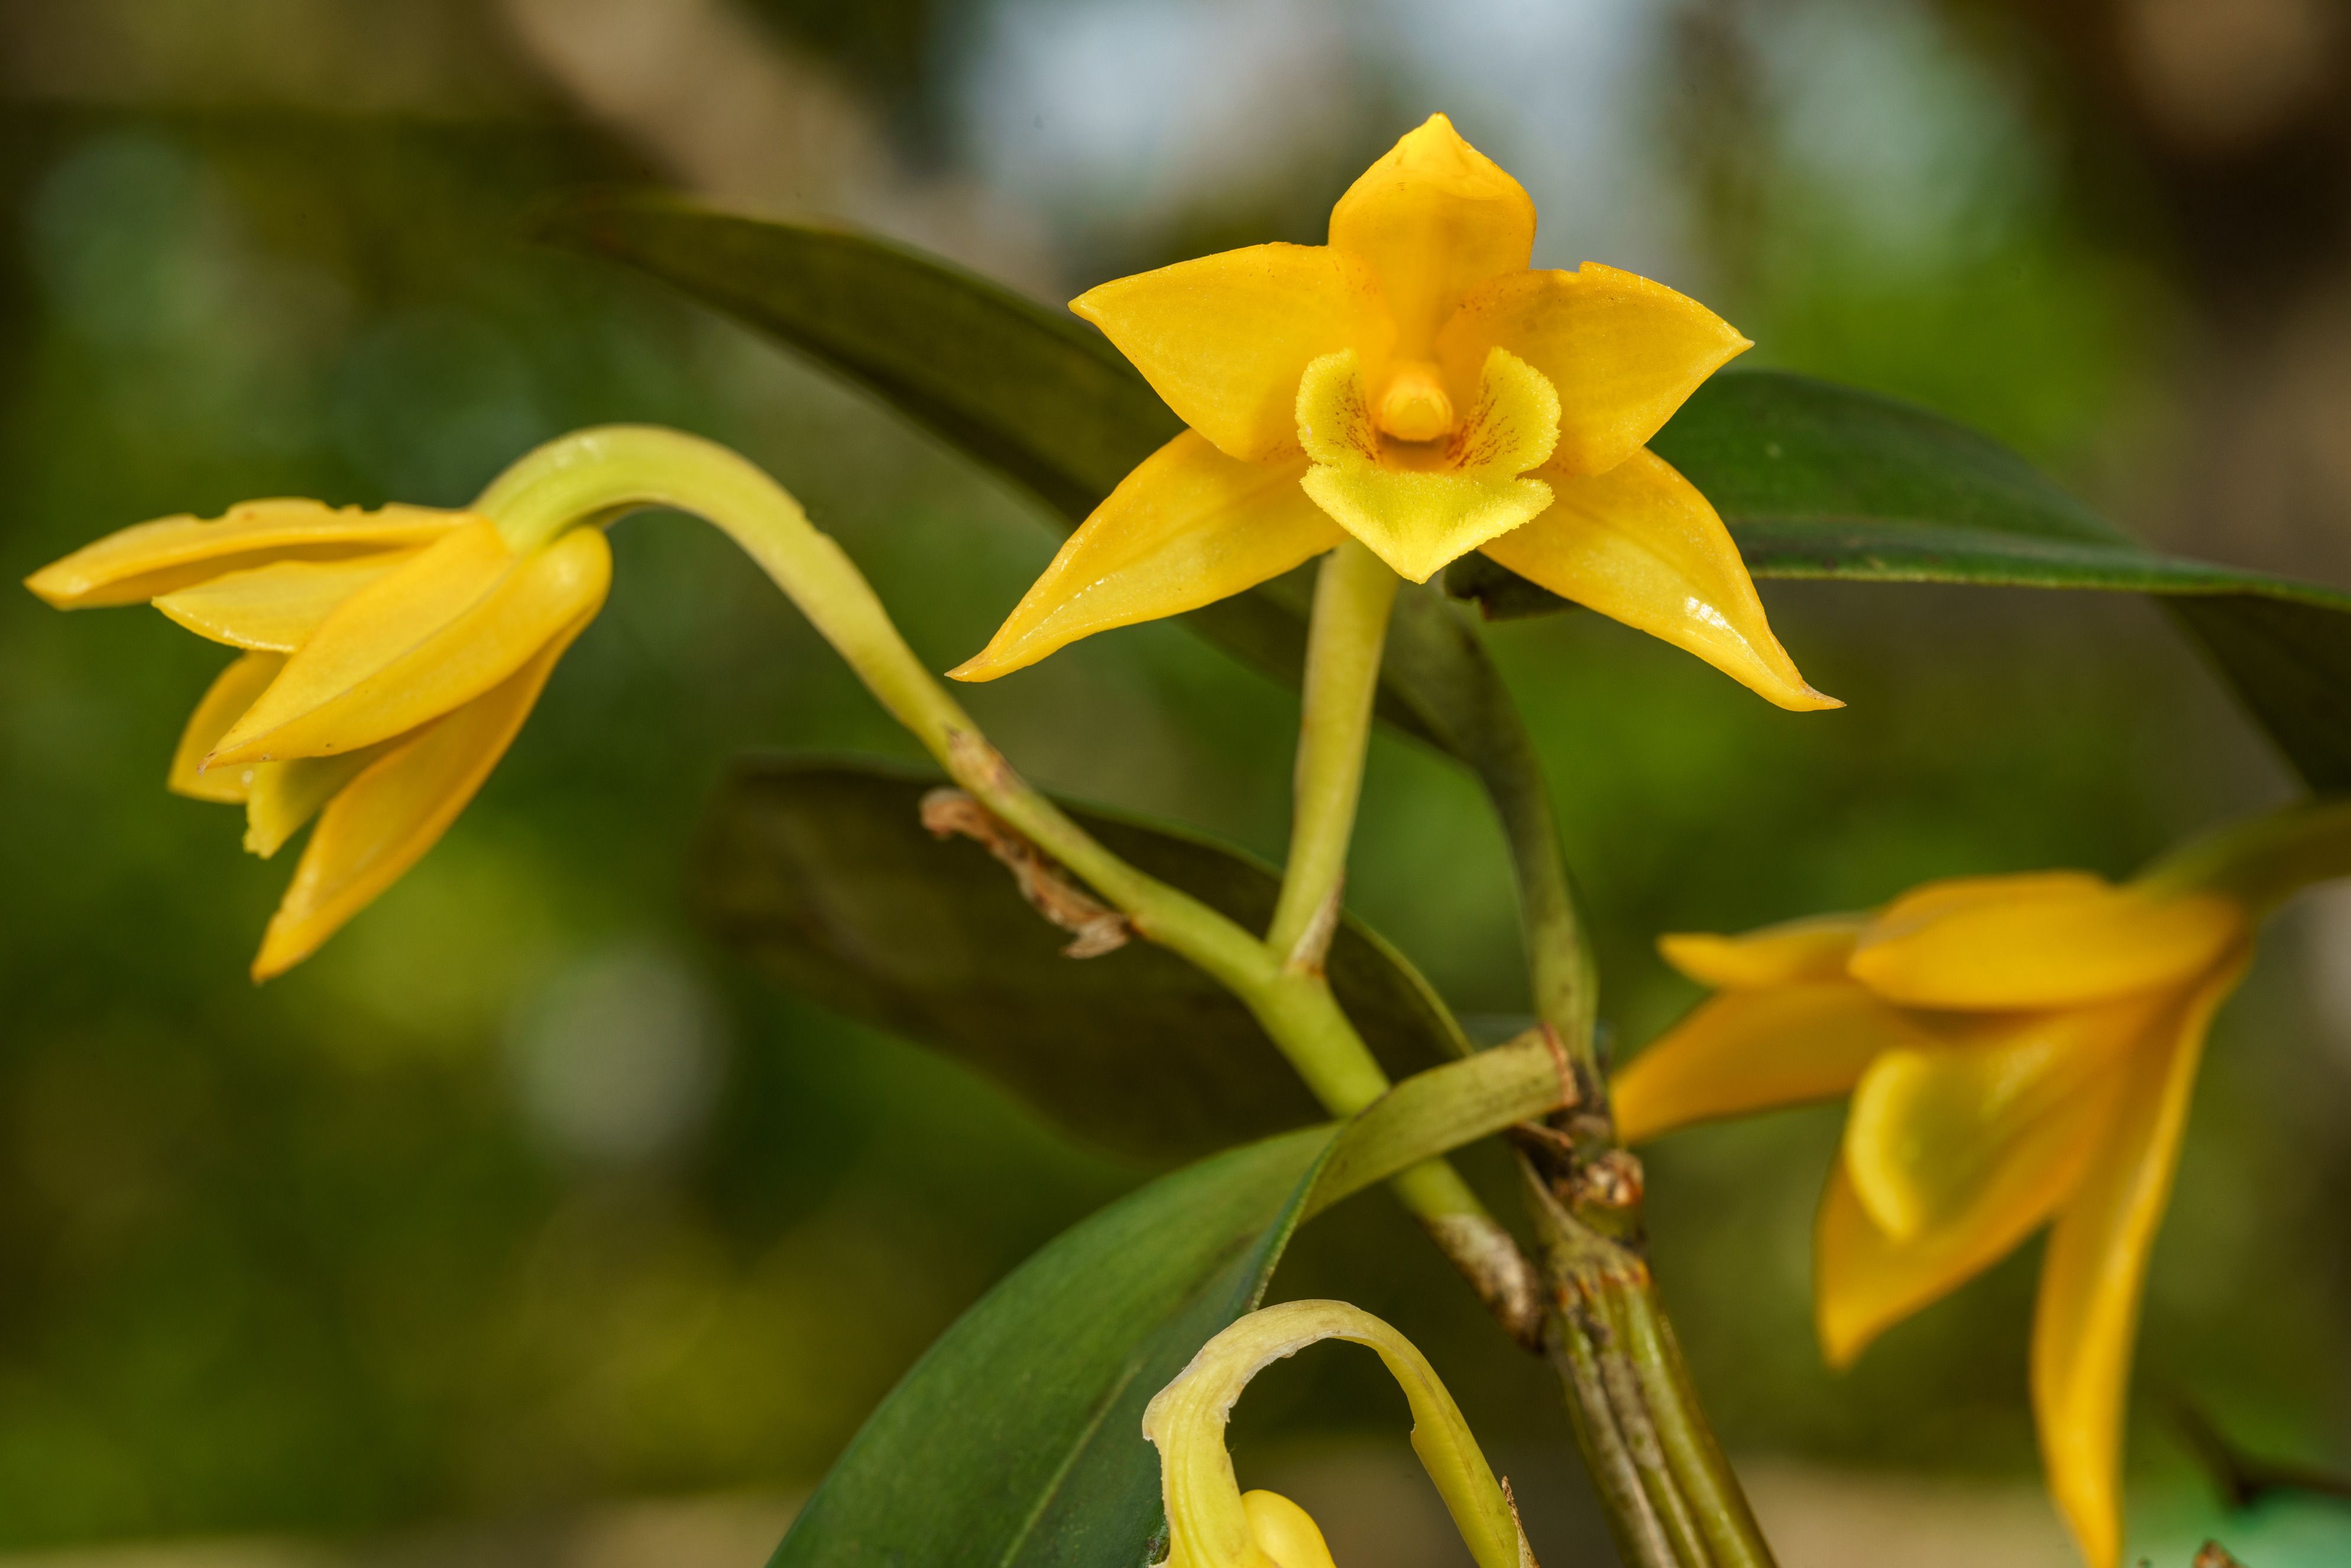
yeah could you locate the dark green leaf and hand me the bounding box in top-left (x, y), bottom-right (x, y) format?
top-left (2163, 597), bottom-right (2351, 790)
top-left (530, 188), bottom-right (1176, 519)
top-left (770, 1035), bottom-right (1569, 1568)
top-left (1455, 371), bottom-right (2351, 790)
top-left (693, 756), bottom-right (1468, 1162)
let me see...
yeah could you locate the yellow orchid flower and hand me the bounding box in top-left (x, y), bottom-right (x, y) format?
top-left (952, 112), bottom-right (1834, 713)
top-left (27, 497), bottom-right (611, 980)
top-left (1610, 801), bottom-right (2351, 1568)
top-left (1144, 1299), bottom-right (1537, 1568)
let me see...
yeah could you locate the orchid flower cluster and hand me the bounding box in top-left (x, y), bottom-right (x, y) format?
top-left (28, 116), bottom-right (2349, 1568)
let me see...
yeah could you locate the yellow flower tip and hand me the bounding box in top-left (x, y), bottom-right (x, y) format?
top-left (1239, 1491), bottom-right (1339, 1568)
top-left (1814, 1285), bottom-right (1871, 1373)
top-left (1339, 113), bottom-right (1531, 231)
top-left (25, 499), bottom-right (467, 610)
top-left (1330, 116), bottom-right (1535, 352)
top-left (1651, 932), bottom-right (1718, 977)
top-left (945, 646), bottom-right (1015, 683)
top-left (238, 610), bottom-right (593, 981)
top-left (1657, 912), bottom-right (1866, 987)
top-left (249, 911), bottom-right (316, 984)
top-left (22, 563), bottom-right (81, 610)
top-left (1780, 682), bottom-right (1843, 713)
top-left (963, 433), bottom-right (1343, 674)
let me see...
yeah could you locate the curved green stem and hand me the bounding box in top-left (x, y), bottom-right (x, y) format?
top-left (477, 426), bottom-right (1531, 1330)
top-left (479, 427), bottom-right (1367, 1103)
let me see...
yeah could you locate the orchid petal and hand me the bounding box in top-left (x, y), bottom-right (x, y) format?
top-left (209, 522), bottom-right (610, 767)
top-left (249, 611), bottom-right (594, 980)
top-left (1658, 913), bottom-right (1867, 989)
top-left (167, 652), bottom-right (284, 804)
top-left (154, 551), bottom-right (423, 652)
top-left (1439, 265), bottom-right (1750, 477)
top-left (1073, 244), bottom-right (1388, 463)
top-left (25, 499), bottom-right (463, 609)
top-left (1297, 348), bottom-right (1557, 582)
top-left (243, 749), bottom-right (389, 859)
top-left (951, 432), bottom-right (1340, 681)
top-left (1815, 1136), bottom-right (2071, 1370)
top-left (1477, 448), bottom-right (1837, 711)
top-left (2032, 950), bottom-right (2248, 1568)
top-left (1851, 872), bottom-right (2246, 1010)
top-left (1841, 1000), bottom-right (2152, 1245)
top-left (1615, 981), bottom-right (1917, 1144)
top-left (1329, 114), bottom-right (1534, 355)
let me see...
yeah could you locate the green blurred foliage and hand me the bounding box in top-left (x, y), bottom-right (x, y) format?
top-left (1, 0), bottom-right (2347, 1558)
top-left (0, 108), bottom-right (1137, 1540)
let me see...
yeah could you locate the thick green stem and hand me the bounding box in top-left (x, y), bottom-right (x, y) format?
top-left (1268, 538), bottom-right (1399, 966)
top-left (1617, 1286), bottom-right (1775, 1568)
top-left (1380, 578), bottom-right (1769, 1567)
top-left (1521, 1161), bottom-right (1678, 1568)
top-left (1521, 1159), bottom-right (1776, 1568)
top-left (477, 427), bottom-right (1534, 1334)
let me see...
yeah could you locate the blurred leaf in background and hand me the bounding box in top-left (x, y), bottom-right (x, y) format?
top-left (2, 0), bottom-right (2349, 1564)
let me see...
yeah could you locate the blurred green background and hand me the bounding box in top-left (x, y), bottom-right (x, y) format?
top-left (3, 1), bottom-right (2349, 1564)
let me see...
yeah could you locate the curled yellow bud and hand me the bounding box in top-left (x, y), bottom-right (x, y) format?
top-left (1142, 1299), bottom-right (1535, 1568)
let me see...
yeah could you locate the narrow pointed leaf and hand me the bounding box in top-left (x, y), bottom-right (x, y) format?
top-left (1453, 371), bottom-right (2351, 789)
top-left (769, 1034), bottom-right (1571, 1568)
top-left (529, 189), bottom-right (1176, 524)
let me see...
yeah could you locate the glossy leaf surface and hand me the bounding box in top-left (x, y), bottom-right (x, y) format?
top-left (769, 1034), bottom-right (1570, 1568)
top-left (1458, 371), bottom-right (2351, 789)
top-left (693, 757), bottom-right (1468, 1161)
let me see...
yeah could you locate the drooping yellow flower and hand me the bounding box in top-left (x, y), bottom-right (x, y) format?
top-left (1610, 860), bottom-right (2285, 1568)
top-left (953, 113), bottom-right (1834, 712)
top-left (1145, 1299), bottom-right (1536, 1568)
top-left (27, 497), bottom-right (610, 980)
